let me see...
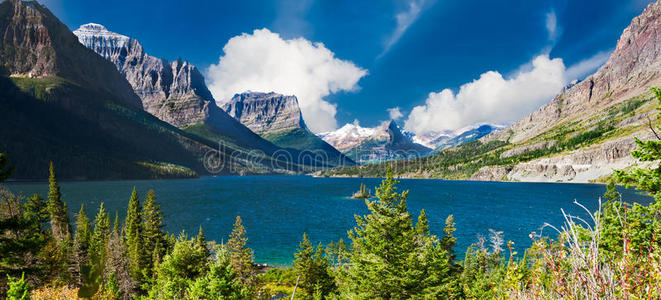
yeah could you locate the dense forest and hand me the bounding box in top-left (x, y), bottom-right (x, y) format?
top-left (2, 97), bottom-right (661, 299)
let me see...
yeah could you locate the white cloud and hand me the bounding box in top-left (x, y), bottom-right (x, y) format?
top-left (402, 49), bottom-right (613, 135)
top-left (206, 28), bottom-right (368, 133)
top-left (546, 11), bottom-right (558, 42)
top-left (388, 107), bottom-right (404, 120)
top-left (404, 54), bottom-right (568, 135)
top-left (566, 50), bottom-right (611, 81)
top-left (380, 0), bottom-right (434, 58)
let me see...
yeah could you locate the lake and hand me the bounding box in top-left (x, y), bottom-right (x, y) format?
top-left (4, 176), bottom-right (654, 266)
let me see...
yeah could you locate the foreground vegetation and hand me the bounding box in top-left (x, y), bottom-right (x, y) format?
top-left (1, 89), bottom-right (661, 298)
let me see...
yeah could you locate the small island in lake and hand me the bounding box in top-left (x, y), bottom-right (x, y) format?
top-left (351, 183), bottom-right (371, 199)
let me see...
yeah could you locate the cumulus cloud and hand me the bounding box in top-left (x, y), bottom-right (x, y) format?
top-left (404, 54), bottom-right (568, 135)
top-left (388, 107), bottom-right (404, 120)
top-left (380, 0), bottom-right (434, 58)
top-left (206, 28), bottom-right (368, 133)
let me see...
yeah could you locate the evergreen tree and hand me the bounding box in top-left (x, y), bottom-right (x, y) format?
top-left (293, 233), bottom-right (315, 296)
top-left (73, 204), bottom-right (91, 286)
top-left (149, 234), bottom-right (208, 299)
top-left (227, 216), bottom-right (257, 290)
top-left (141, 189), bottom-right (165, 280)
top-left (187, 247), bottom-right (245, 299)
top-left (0, 188), bottom-right (50, 297)
top-left (84, 202), bottom-right (111, 296)
top-left (293, 234), bottom-right (336, 298)
top-left (345, 166), bottom-right (455, 298)
top-left (23, 194), bottom-right (48, 229)
top-left (196, 226), bottom-right (210, 259)
top-left (112, 212), bottom-right (120, 234)
top-left (47, 162), bottom-right (70, 243)
top-left (416, 209), bottom-right (430, 237)
top-left (441, 214), bottom-right (458, 263)
top-left (124, 187), bottom-right (144, 282)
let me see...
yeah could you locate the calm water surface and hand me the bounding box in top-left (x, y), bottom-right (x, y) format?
top-left (5, 176), bottom-right (654, 266)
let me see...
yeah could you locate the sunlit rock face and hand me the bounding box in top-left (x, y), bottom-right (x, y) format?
top-left (223, 92), bottom-right (307, 135)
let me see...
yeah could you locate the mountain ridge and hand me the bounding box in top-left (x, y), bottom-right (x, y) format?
top-left (73, 23), bottom-right (283, 156)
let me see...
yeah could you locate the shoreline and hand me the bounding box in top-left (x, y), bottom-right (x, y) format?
top-left (3, 173), bottom-right (613, 186)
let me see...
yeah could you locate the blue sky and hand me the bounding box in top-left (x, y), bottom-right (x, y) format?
top-left (42, 0), bottom-right (653, 133)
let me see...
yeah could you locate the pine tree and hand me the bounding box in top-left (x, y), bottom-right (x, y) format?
top-left (416, 209), bottom-right (430, 236)
top-left (124, 187), bottom-right (143, 282)
top-left (293, 234), bottom-right (336, 297)
top-left (346, 166), bottom-right (455, 298)
top-left (47, 162), bottom-right (70, 243)
top-left (196, 226), bottom-right (210, 259)
top-left (293, 233), bottom-right (315, 295)
top-left (227, 216), bottom-right (257, 290)
top-left (441, 214), bottom-right (457, 263)
top-left (141, 189), bottom-right (165, 280)
top-left (112, 212), bottom-right (120, 234)
top-left (73, 204), bottom-right (91, 286)
top-left (84, 202), bottom-right (111, 296)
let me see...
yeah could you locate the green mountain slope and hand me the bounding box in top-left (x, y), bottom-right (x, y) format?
top-left (0, 0), bottom-right (308, 179)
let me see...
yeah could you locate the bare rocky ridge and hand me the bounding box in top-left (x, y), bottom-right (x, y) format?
top-left (473, 1), bottom-right (661, 182)
top-left (485, 1), bottom-right (661, 144)
top-left (223, 92), bottom-right (307, 134)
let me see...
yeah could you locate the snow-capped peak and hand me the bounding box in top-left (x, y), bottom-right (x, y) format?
top-left (73, 23), bottom-right (131, 50)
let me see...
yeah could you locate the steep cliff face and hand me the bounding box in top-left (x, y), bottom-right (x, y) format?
top-left (486, 1), bottom-right (661, 144)
top-left (73, 23), bottom-right (281, 155)
top-left (469, 1), bottom-right (661, 182)
top-left (224, 92), bottom-right (307, 134)
top-left (223, 92), bottom-right (354, 166)
top-left (320, 120), bottom-right (431, 163)
top-left (0, 0), bottom-right (141, 108)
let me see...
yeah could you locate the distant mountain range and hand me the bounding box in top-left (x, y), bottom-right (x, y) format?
top-left (323, 1), bottom-right (661, 182)
top-left (412, 124), bottom-right (503, 150)
top-left (318, 121), bottom-right (432, 163)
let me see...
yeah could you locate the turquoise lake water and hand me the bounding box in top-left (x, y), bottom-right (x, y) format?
top-left (5, 176), bottom-right (654, 266)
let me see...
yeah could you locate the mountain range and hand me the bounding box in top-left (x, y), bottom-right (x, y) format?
top-left (323, 0), bottom-right (661, 182)
top-left (0, 0), bottom-right (319, 179)
top-left (319, 121), bottom-right (432, 163)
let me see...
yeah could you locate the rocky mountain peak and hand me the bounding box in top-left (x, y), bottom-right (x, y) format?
top-left (0, 1), bottom-right (142, 108)
top-left (73, 23), bottom-right (219, 127)
top-left (223, 91), bottom-right (308, 135)
top-left (485, 0), bottom-right (661, 143)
